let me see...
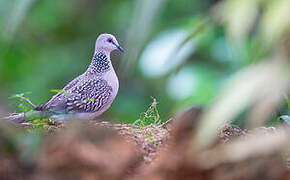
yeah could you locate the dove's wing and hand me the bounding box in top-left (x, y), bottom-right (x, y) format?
top-left (36, 77), bottom-right (113, 114)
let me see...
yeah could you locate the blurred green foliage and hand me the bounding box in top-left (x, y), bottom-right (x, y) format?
top-left (0, 0), bottom-right (289, 124)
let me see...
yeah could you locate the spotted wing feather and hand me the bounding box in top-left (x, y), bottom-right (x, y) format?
top-left (36, 78), bottom-right (112, 114)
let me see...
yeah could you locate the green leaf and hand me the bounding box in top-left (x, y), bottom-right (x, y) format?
top-left (87, 97), bottom-right (95, 102)
top-left (9, 92), bottom-right (31, 99)
top-left (50, 89), bottom-right (66, 94)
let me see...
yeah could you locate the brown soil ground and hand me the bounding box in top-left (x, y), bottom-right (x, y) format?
top-left (0, 108), bottom-right (289, 180)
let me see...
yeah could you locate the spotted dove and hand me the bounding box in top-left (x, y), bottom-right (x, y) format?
top-left (4, 34), bottom-right (124, 122)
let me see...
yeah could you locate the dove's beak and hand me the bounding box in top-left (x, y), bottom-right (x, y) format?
top-left (113, 42), bottom-right (124, 52)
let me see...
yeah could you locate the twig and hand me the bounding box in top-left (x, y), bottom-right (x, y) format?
top-left (158, 118), bottom-right (174, 128)
top-left (20, 96), bottom-right (36, 108)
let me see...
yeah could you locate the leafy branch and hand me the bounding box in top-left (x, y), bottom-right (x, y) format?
top-left (9, 92), bottom-right (36, 110)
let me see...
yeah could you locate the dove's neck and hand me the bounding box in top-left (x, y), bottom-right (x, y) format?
top-left (86, 49), bottom-right (112, 75)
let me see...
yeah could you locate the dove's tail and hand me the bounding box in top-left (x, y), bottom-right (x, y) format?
top-left (2, 113), bottom-right (26, 123)
top-left (1, 111), bottom-right (44, 123)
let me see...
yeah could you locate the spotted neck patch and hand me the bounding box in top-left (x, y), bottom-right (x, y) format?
top-left (88, 51), bottom-right (110, 74)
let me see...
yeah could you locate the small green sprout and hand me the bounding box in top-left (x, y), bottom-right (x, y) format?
top-left (9, 92), bottom-right (36, 112)
top-left (132, 97), bottom-right (162, 147)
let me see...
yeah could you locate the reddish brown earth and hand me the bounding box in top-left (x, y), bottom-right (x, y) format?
top-left (0, 108), bottom-right (289, 180)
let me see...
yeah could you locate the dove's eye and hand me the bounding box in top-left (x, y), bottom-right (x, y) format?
top-left (107, 38), bottom-right (113, 43)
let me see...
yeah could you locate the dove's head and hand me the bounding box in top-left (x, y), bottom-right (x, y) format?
top-left (95, 33), bottom-right (124, 53)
